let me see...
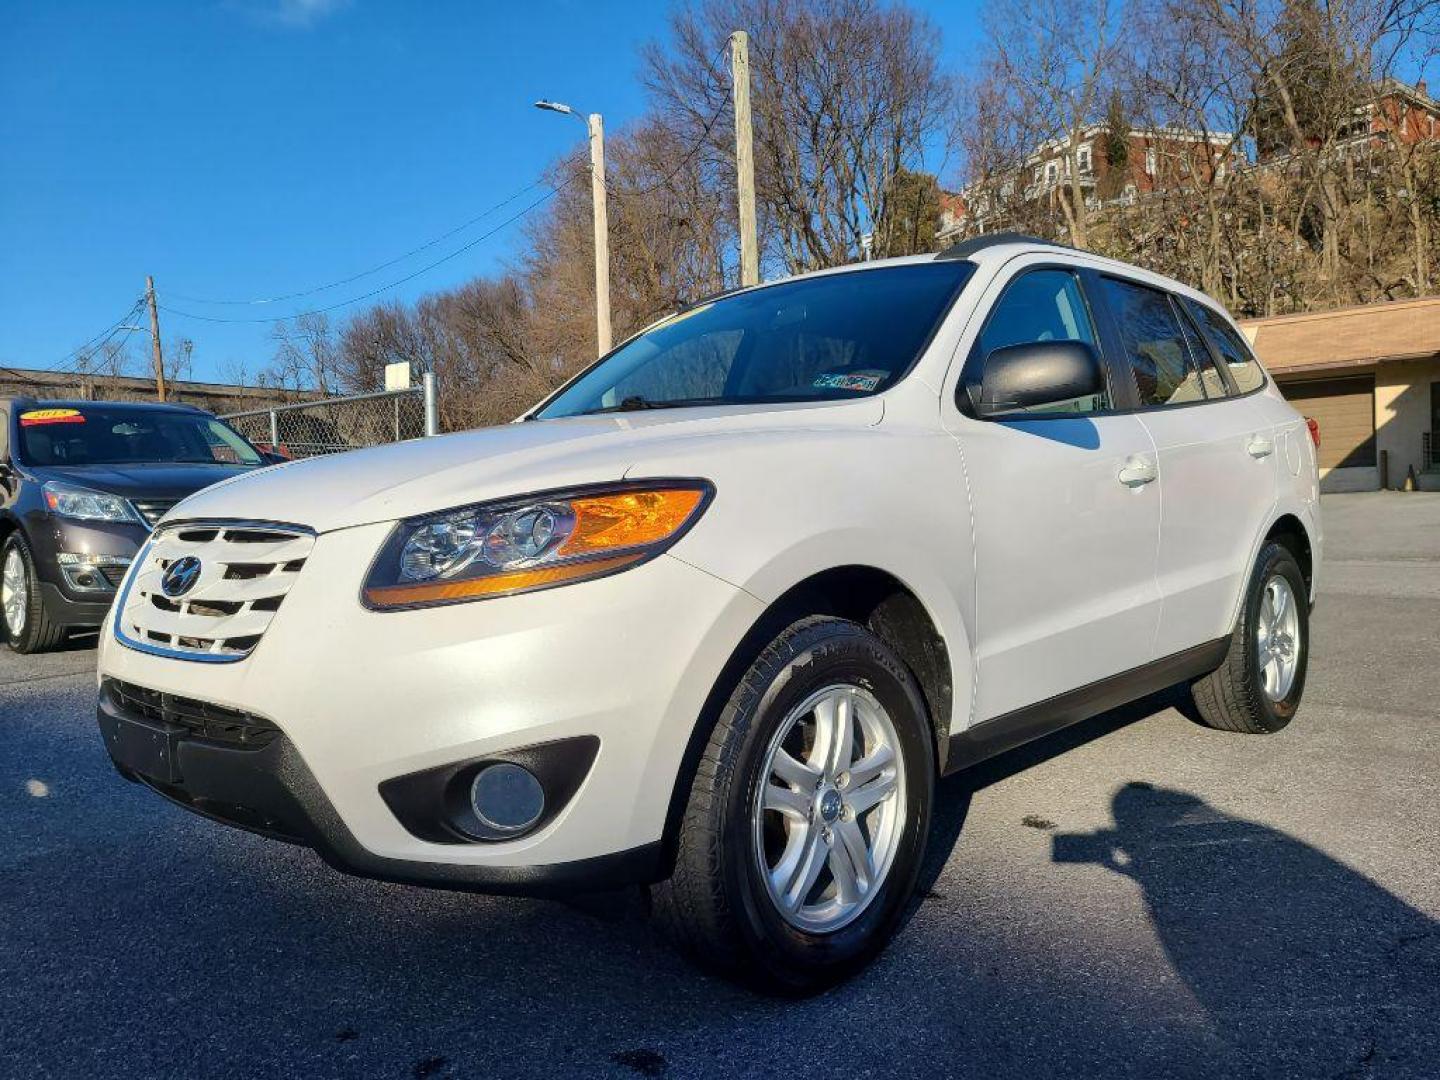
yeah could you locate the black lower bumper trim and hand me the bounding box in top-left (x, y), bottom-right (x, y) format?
top-left (96, 691), bottom-right (664, 896)
top-left (39, 581), bottom-right (113, 630)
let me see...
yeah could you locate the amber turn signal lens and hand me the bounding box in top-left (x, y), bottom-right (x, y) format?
top-left (560, 488), bottom-right (706, 557)
top-left (364, 551), bottom-right (646, 608)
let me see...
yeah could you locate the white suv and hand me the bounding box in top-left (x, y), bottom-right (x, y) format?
top-left (95, 234), bottom-right (1320, 992)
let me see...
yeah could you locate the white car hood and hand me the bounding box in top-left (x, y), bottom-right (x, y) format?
top-left (168, 399), bottom-right (884, 533)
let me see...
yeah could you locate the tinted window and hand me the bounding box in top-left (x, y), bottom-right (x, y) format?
top-left (976, 269), bottom-right (1108, 413)
top-left (1101, 278), bottom-right (1208, 407)
top-left (1175, 302), bottom-right (1229, 398)
top-left (1185, 299), bottom-right (1266, 393)
top-left (536, 262), bottom-right (973, 418)
top-left (17, 407), bottom-right (263, 467)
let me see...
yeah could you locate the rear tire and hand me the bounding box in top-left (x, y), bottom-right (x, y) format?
top-left (2, 533), bottom-right (66, 655)
top-left (652, 616), bottom-right (935, 995)
top-left (1191, 541), bottom-right (1308, 734)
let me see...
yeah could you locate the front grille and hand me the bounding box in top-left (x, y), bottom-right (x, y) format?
top-left (105, 678), bottom-right (280, 748)
top-left (116, 520), bottom-right (314, 661)
top-left (131, 499), bottom-right (179, 527)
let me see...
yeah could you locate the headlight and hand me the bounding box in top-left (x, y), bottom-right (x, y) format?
top-left (362, 480), bottom-right (713, 609)
top-left (42, 482), bottom-right (139, 524)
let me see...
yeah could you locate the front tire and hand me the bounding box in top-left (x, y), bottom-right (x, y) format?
top-left (2, 533), bottom-right (66, 655)
top-left (1191, 541), bottom-right (1309, 734)
top-left (653, 616), bottom-right (935, 994)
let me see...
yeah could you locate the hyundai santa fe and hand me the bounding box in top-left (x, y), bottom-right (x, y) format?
top-left (94, 234), bottom-right (1320, 992)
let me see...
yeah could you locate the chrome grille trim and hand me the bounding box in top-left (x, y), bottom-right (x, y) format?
top-left (113, 519), bottom-right (315, 663)
top-left (130, 498), bottom-right (179, 527)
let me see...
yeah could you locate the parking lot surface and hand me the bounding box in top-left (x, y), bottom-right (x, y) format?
top-left (2, 493), bottom-right (1437, 1079)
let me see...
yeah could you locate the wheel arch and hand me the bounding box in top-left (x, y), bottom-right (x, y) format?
top-left (656, 563), bottom-right (957, 876)
top-left (1264, 512), bottom-right (1314, 597)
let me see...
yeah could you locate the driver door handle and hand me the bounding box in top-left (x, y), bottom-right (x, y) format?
top-left (1247, 435), bottom-right (1275, 459)
top-left (1117, 455), bottom-right (1157, 488)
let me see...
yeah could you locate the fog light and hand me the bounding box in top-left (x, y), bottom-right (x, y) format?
top-left (469, 763), bottom-right (545, 835)
top-left (56, 552), bottom-right (132, 593)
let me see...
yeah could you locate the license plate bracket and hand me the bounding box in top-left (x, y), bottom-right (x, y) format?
top-left (102, 710), bottom-right (183, 784)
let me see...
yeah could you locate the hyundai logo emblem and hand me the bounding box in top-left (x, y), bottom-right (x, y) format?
top-left (160, 555), bottom-right (203, 598)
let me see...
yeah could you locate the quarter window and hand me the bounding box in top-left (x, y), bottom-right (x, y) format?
top-left (1101, 277), bottom-right (1209, 408)
top-left (1185, 300), bottom-right (1266, 393)
top-left (975, 268), bottom-right (1108, 414)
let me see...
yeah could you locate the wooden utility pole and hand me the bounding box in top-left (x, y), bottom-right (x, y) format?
top-left (587, 113), bottom-right (612, 356)
top-left (145, 275), bottom-right (166, 401)
top-left (731, 30), bottom-right (759, 287)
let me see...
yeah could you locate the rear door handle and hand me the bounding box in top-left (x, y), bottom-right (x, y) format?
top-left (1247, 435), bottom-right (1274, 459)
top-left (1117, 455), bottom-right (1157, 487)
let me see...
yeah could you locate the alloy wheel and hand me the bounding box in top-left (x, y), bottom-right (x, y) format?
top-left (752, 683), bottom-right (906, 933)
top-left (1257, 574), bottom-right (1301, 701)
top-left (2, 548), bottom-right (28, 638)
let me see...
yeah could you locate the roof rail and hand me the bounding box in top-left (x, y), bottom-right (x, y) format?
top-left (935, 231), bottom-right (1073, 261)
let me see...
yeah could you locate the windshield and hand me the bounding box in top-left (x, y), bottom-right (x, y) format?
top-left (16, 406), bottom-right (264, 467)
top-left (535, 261), bottom-right (974, 419)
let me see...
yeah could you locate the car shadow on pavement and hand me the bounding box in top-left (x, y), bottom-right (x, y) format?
top-left (1049, 780), bottom-right (1440, 1070)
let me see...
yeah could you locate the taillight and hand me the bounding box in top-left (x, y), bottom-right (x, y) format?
top-left (1305, 417), bottom-right (1320, 448)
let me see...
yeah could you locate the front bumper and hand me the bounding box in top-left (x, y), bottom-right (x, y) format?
top-left (33, 516), bottom-right (148, 628)
top-left (96, 684), bottom-right (663, 894)
top-left (97, 521), bottom-right (764, 889)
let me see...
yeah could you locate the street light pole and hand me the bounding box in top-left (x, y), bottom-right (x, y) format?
top-left (535, 100), bottom-right (612, 357)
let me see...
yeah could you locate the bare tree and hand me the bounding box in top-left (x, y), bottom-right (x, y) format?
top-left (645, 0), bottom-right (953, 271)
top-left (976, 0), bottom-right (1129, 248)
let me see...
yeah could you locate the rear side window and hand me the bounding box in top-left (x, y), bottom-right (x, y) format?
top-left (1185, 299), bottom-right (1266, 393)
top-left (1101, 278), bottom-right (1209, 407)
top-left (1175, 304), bottom-right (1230, 398)
top-left (975, 269), bottom-right (1109, 413)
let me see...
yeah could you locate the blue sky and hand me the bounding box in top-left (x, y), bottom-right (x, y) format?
top-left (0, 1), bottom-right (980, 382)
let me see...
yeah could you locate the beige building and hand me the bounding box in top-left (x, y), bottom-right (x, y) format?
top-left (1239, 297), bottom-right (1440, 492)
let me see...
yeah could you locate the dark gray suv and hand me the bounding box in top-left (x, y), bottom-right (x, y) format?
top-left (0, 399), bottom-right (271, 653)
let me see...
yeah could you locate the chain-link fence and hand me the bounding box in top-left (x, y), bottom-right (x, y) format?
top-left (221, 375), bottom-right (439, 459)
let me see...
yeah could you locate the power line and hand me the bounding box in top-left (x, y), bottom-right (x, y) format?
top-left (47, 298), bottom-right (147, 374)
top-left (167, 179), bottom-right (549, 306)
top-left (160, 179), bottom-right (575, 325)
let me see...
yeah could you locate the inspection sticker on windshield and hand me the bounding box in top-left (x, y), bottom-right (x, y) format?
top-left (19, 408), bottom-right (85, 426)
top-left (813, 372), bottom-right (882, 392)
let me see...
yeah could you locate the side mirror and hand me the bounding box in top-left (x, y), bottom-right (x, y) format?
top-left (260, 450), bottom-right (290, 466)
top-left (966, 340), bottom-right (1105, 418)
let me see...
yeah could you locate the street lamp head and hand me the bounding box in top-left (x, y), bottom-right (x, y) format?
top-left (534, 99), bottom-right (576, 116)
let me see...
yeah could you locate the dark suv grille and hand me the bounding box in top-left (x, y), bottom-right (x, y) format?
top-left (130, 499), bottom-right (178, 527)
top-left (104, 678), bottom-right (280, 748)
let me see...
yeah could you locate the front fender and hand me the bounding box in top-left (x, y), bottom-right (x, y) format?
top-left (631, 426), bottom-right (977, 737)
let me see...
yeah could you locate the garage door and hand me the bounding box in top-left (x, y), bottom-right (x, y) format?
top-left (1281, 376), bottom-right (1376, 468)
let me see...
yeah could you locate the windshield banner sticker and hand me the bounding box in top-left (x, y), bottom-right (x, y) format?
top-left (813, 372), bottom-right (883, 392)
top-left (19, 408), bottom-right (86, 426)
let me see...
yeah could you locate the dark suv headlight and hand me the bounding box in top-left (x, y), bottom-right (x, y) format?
top-left (361, 480), bottom-right (713, 610)
top-left (42, 481), bottom-right (141, 524)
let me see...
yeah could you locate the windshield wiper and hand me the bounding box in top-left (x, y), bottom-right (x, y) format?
top-left (578, 395), bottom-right (766, 416)
top-left (580, 395), bottom-right (685, 415)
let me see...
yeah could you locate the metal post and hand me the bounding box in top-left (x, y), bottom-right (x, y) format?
top-left (268, 409), bottom-right (279, 454)
top-left (422, 371), bottom-right (439, 437)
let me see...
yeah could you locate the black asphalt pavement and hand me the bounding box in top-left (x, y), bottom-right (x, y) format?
top-left (2, 493), bottom-right (1438, 1079)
